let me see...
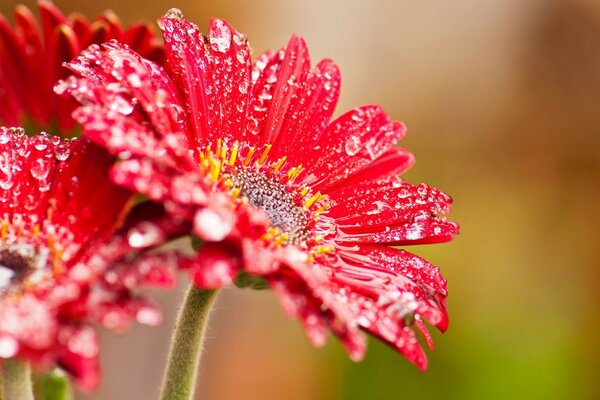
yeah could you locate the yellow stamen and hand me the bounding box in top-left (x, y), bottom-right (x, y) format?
top-left (32, 225), bottom-right (40, 239)
top-left (273, 233), bottom-right (289, 247)
top-left (231, 187), bottom-right (241, 201)
top-left (258, 144), bottom-right (272, 165)
top-left (273, 156), bottom-right (287, 173)
top-left (314, 203), bottom-right (331, 215)
top-left (261, 227), bottom-right (280, 241)
top-left (209, 158), bottom-right (221, 182)
top-left (1, 220), bottom-right (7, 240)
top-left (53, 248), bottom-right (64, 275)
top-left (299, 187), bottom-right (310, 197)
top-left (216, 138), bottom-right (222, 157)
top-left (228, 142), bottom-right (239, 166)
top-left (304, 191), bottom-right (321, 209)
top-left (287, 164), bottom-right (303, 182)
top-left (243, 147), bottom-right (256, 166)
top-left (199, 151), bottom-right (207, 169)
top-left (314, 244), bottom-right (335, 255)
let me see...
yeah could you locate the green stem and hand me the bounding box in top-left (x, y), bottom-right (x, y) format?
top-left (160, 286), bottom-right (219, 400)
top-left (1, 359), bottom-right (34, 400)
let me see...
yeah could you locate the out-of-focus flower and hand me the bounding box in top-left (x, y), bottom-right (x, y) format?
top-left (0, 127), bottom-right (182, 390)
top-left (0, 0), bottom-right (163, 133)
top-left (61, 10), bottom-right (459, 370)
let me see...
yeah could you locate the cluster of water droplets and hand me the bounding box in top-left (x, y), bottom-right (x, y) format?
top-left (0, 129), bottom-right (75, 198)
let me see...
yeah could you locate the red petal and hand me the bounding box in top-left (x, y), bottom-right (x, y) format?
top-left (273, 59), bottom-right (341, 164)
top-left (246, 49), bottom-right (285, 145)
top-left (56, 325), bottom-right (100, 392)
top-left (204, 18), bottom-right (252, 146)
top-left (38, 0), bottom-right (67, 44)
top-left (159, 14), bottom-right (211, 148)
top-left (337, 216), bottom-right (459, 246)
top-left (327, 147), bottom-right (415, 191)
top-left (69, 13), bottom-right (91, 46)
top-left (189, 242), bottom-right (240, 288)
top-left (261, 35), bottom-right (311, 145)
top-left (300, 106), bottom-right (406, 191)
top-left (329, 180), bottom-right (453, 231)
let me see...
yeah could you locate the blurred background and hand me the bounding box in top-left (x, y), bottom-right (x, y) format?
top-left (2, 0), bottom-right (599, 399)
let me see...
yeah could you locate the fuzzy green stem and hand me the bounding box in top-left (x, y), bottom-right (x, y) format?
top-left (1, 359), bottom-right (34, 400)
top-left (160, 286), bottom-right (219, 400)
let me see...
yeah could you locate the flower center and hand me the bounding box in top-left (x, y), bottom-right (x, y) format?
top-left (198, 140), bottom-right (333, 250)
top-left (0, 249), bottom-right (31, 292)
top-left (231, 169), bottom-right (309, 244)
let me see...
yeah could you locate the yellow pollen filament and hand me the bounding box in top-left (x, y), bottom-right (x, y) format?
top-left (314, 235), bottom-right (325, 243)
top-left (47, 202), bottom-right (55, 221)
top-left (228, 142), bottom-right (239, 166)
top-left (216, 138), bottom-right (222, 156)
top-left (314, 244), bottom-right (335, 255)
top-left (47, 235), bottom-right (55, 249)
top-left (317, 194), bottom-right (328, 203)
top-left (223, 179), bottom-right (233, 188)
top-left (199, 151), bottom-right (207, 169)
top-left (299, 187), bottom-right (310, 197)
top-left (219, 144), bottom-right (227, 164)
top-left (1, 220), bottom-right (7, 240)
top-left (273, 156), bottom-right (287, 173)
top-left (53, 248), bottom-right (64, 275)
top-left (258, 144), bottom-right (272, 165)
top-left (243, 147), bottom-right (256, 166)
top-left (261, 227), bottom-right (280, 241)
top-left (33, 225), bottom-right (40, 239)
top-left (209, 158), bottom-right (221, 182)
top-left (287, 164), bottom-right (303, 182)
top-left (304, 191), bottom-right (321, 209)
top-left (273, 233), bottom-right (289, 247)
top-left (315, 203), bottom-right (331, 215)
top-left (231, 187), bottom-right (241, 201)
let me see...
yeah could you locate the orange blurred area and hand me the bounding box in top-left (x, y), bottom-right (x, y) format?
top-left (2, 0), bottom-right (599, 399)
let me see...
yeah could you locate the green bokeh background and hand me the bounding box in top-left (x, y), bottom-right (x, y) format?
top-left (1, 0), bottom-right (598, 399)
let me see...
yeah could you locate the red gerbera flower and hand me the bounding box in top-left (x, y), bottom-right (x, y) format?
top-left (0, 0), bottom-right (163, 133)
top-left (61, 10), bottom-right (459, 369)
top-left (0, 127), bottom-right (181, 390)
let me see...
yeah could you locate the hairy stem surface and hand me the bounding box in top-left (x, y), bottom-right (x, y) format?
top-left (160, 286), bottom-right (219, 400)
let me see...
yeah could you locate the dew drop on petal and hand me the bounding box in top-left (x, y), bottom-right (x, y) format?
top-left (30, 158), bottom-right (51, 180)
top-left (0, 336), bottom-right (18, 358)
top-left (55, 144), bottom-right (71, 161)
top-left (127, 223), bottom-right (164, 248)
top-left (344, 135), bottom-right (361, 156)
top-left (210, 20), bottom-right (232, 53)
top-left (165, 8), bottom-right (184, 19)
top-left (194, 208), bottom-right (232, 241)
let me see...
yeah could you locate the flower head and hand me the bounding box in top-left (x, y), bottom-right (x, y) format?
top-left (61, 10), bottom-right (459, 370)
top-left (0, 127), bottom-right (180, 390)
top-left (0, 1), bottom-right (163, 133)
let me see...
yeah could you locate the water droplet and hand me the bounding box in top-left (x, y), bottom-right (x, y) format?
top-left (165, 8), bottom-right (184, 19)
top-left (55, 144), bottom-right (71, 161)
top-left (30, 159), bottom-right (51, 180)
top-left (210, 20), bottom-right (232, 53)
top-left (127, 223), bottom-right (164, 248)
top-left (0, 130), bottom-right (10, 145)
top-left (194, 208), bottom-right (232, 241)
top-left (344, 136), bottom-right (361, 156)
top-left (0, 336), bottom-right (18, 358)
